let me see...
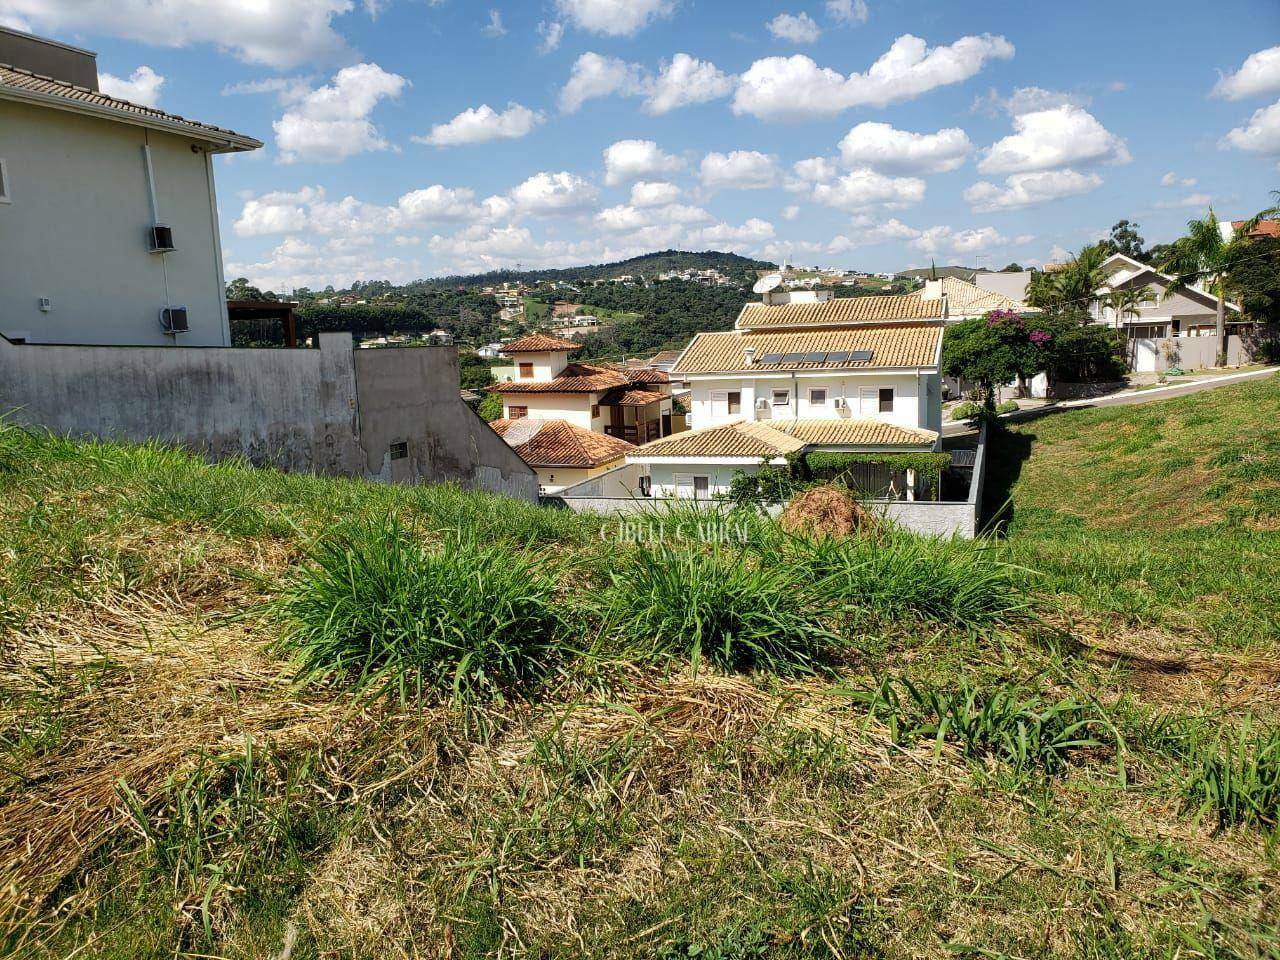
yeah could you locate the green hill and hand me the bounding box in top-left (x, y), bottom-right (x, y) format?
top-left (3, 378), bottom-right (1279, 957)
top-left (427, 249), bottom-right (775, 288)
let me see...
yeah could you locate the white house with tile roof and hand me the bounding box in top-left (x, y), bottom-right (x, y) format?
top-left (0, 26), bottom-right (261, 347)
top-left (1091, 252), bottom-right (1242, 339)
top-left (913, 275), bottom-right (1039, 322)
top-left (627, 289), bottom-right (945, 499)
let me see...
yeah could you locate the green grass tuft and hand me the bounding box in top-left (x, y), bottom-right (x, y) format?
top-left (1180, 716), bottom-right (1280, 833)
top-left (274, 512), bottom-right (568, 702)
top-left (599, 543), bottom-right (838, 674)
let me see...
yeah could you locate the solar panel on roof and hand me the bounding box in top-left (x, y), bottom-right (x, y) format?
top-left (782, 352), bottom-right (807, 362)
top-left (759, 352), bottom-right (784, 363)
top-left (803, 351), bottom-right (827, 363)
top-left (850, 349), bottom-right (874, 362)
top-left (824, 350), bottom-right (850, 363)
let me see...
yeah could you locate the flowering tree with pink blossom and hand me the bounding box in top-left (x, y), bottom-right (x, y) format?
top-left (942, 310), bottom-right (1056, 407)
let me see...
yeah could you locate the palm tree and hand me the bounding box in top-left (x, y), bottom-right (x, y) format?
top-left (1027, 243), bottom-right (1109, 316)
top-left (1102, 286), bottom-right (1157, 365)
top-left (1159, 197), bottom-right (1277, 366)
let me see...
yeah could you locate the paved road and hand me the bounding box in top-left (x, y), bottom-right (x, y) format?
top-left (942, 366), bottom-right (1279, 437)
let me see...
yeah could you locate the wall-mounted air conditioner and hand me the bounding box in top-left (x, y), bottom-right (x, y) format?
top-left (755, 397), bottom-right (769, 410)
top-left (149, 223), bottom-right (176, 253)
top-left (834, 397), bottom-right (847, 410)
top-left (160, 306), bottom-right (189, 334)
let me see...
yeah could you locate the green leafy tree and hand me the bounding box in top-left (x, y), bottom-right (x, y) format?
top-left (458, 353), bottom-right (496, 392)
top-left (225, 277), bottom-right (269, 300)
top-left (1105, 220), bottom-right (1146, 260)
top-left (477, 392), bottom-right (503, 422)
top-left (942, 311), bottom-right (1056, 405)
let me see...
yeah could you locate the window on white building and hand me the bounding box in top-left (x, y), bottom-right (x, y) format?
top-left (879, 388), bottom-right (894, 413)
top-left (673, 474), bottom-right (710, 498)
top-left (0, 159), bottom-right (10, 203)
top-left (809, 388), bottom-right (827, 407)
top-left (771, 389), bottom-right (790, 407)
top-left (727, 391), bottom-right (741, 414)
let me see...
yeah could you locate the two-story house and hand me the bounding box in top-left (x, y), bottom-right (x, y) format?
top-left (627, 291), bottom-right (945, 499)
top-left (0, 26), bottom-right (262, 346)
top-left (487, 333), bottom-right (676, 492)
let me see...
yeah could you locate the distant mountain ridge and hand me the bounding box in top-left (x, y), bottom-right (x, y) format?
top-left (424, 250), bottom-right (776, 288)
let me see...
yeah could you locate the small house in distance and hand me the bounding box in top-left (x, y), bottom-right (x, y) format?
top-left (0, 26), bottom-right (262, 346)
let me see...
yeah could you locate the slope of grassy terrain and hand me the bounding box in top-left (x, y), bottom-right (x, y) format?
top-left (2, 379), bottom-right (1279, 959)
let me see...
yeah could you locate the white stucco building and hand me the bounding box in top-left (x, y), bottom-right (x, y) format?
top-left (628, 291), bottom-right (946, 499)
top-left (0, 27), bottom-right (261, 347)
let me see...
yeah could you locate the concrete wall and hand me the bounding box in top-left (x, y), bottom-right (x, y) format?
top-left (353, 346), bottom-right (537, 498)
top-left (554, 424), bottom-right (988, 539)
top-left (1131, 334), bottom-right (1250, 373)
top-left (0, 333), bottom-right (538, 499)
top-left (0, 99), bottom-right (230, 346)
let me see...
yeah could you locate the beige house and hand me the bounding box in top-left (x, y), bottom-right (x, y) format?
top-left (914, 275), bottom-right (1038, 321)
top-left (1092, 253), bottom-right (1242, 339)
top-left (488, 334), bottom-right (675, 444)
top-left (629, 290), bottom-right (944, 499)
top-left (0, 26), bottom-right (261, 346)
top-left (489, 418), bottom-right (634, 494)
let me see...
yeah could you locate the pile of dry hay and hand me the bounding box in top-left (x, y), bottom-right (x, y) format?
top-left (779, 484), bottom-right (875, 540)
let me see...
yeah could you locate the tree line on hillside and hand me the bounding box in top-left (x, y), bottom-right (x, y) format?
top-left (564, 279), bottom-right (756, 360)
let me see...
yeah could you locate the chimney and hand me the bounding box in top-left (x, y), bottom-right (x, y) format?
top-left (743, 346), bottom-right (756, 366)
top-left (0, 26), bottom-right (99, 90)
top-left (922, 278), bottom-right (943, 301)
top-left (940, 291), bottom-right (949, 319)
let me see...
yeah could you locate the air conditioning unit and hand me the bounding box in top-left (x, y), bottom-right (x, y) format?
top-left (755, 397), bottom-right (769, 410)
top-left (160, 306), bottom-right (189, 334)
top-left (834, 397), bottom-right (847, 410)
top-left (149, 223), bottom-right (176, 253)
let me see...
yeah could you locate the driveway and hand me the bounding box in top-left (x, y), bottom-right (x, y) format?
top-left (942, 366), bottom-right (1280, 437)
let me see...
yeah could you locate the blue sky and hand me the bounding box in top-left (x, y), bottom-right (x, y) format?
top-left (4, 0), bottom-right (1278, 290)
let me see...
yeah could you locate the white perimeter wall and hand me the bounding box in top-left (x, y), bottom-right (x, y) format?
top-left (0, 99), bottom-right (231, 346)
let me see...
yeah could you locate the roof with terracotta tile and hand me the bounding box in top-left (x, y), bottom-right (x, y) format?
top-left (736, 295), bottom-right (943, 330)
top-left (598, 387), bottom-right (669, 406)
top-left (628, 417), bottom-right (937, 459)
top-left (671, 323), bottom-right (943, 376)
top-left (618, 366), bottom-right (670, 384)
top-left (912, 277), bottom-right (1038, 316)
top-left (488, 362), bottom-right (631, 394)
top-left (499, 334), bottom-right (584, 353)
top-left (628, 420), bottom-right (807, 460)
top-left (0, 62), bottom-right (261, 152)
top-left (491, 418), bottom-right (633, 467)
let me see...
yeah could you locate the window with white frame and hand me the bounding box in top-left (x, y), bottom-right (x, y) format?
top-left (0, 159), bottom-right (10, 203)
top-left (673, 473), bottom-right (710, 498)
top-left (878, 388), bottom-right (894, 413)
top-left (710, 390), bottom-right (742, 418)
top-left (808, 388), bottom-right (827, 407)
top-left (771, 389), bottom-right (790, 407)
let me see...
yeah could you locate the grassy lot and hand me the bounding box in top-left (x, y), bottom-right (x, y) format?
top-left (2, 377), bottom-right (1279, 958)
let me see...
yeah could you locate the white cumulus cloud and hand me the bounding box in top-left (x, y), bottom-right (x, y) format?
top-left (838, 121), bottom-right (971, 174)
top-left (538, 20), bottom-right (565, 52)
top-left (825, 0), bottom-right (868, 24)
top-left (700, 150), bottom-right (781, 190)
top-left (273, 63), bottom-right (407, 164)
top-left (644, 53), bottom-right (735, 114)
top-left (1220, 100), bottom-right (1280, 157)
top-left (733, 33), bottom-right (1014, 121)
top-left (767, 12), bottom-right (821, 43)
top-left (978, 105), bottom-right (1130, 174)
top-left (559, 52), bottom-right (646, 113)
top-left (509, 171), bottom-right (599, 215)
top-left (2, 0), bottom-right (363, 69)
top-left (629, 181), bottom-right (682, 206)
top-left (603, 140), bottom-right (685, 186)
top-left (1212, 46), bottom-right (1280, 101)
top-left (964, 169), bottom-right (1102, 212)
top-left (98, 65), bottom-right (164, 107)
top-left (811, 168), bottom-right (925, 211)
top-left (415, 103), bottom-right (544, 147)
top-left (560, 51), bottom-right (732, 114)
top-left (554, 0), bottom-right (675, 36)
